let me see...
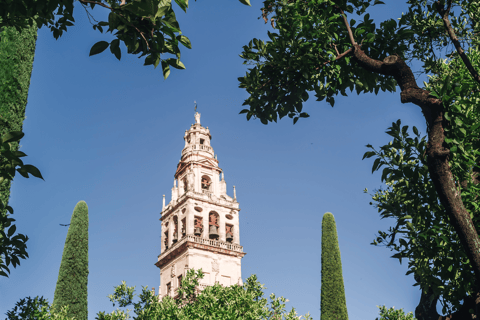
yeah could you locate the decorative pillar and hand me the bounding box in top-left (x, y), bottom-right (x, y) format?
top-left (203, 212), bottom-right (209, 239)
top-left (219, 214), bottom-right (226, 242)
top-left (186, 205), bottom-right (193, 235)
top-left (234, 215), bottom-right (240, 245)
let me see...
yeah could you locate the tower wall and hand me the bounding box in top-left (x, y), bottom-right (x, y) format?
top-left (156, 112), bottom-right (245, 302)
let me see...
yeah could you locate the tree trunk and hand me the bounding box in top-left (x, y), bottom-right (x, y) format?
top-left (350, 45), bottom-right (480, 319)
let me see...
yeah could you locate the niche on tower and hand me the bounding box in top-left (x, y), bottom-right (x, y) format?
top-left (201, 175), bottom-right (212, 193)
top-left (209, 211), bottom-right (219, 240)
top-left (164, 222), bottom-right (169, 250)
top-left (194, 216), bottom-right (203, 237)
top-left (182, 177), bottom-right (187, 193)
top-left (225, 224), bottom-right (234, 243)
top-left (173, 216), bottom-right (178, 244)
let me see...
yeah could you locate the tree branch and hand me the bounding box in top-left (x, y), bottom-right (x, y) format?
top-left (435, 0), bottom-right (480, 86)
top-left (334, 5), bottom-right (357, 46)
top-left (78, 0), bottom-right (151, 51)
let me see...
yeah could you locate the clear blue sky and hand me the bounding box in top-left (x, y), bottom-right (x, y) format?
top-left (1, 1), bottom-right (456, 319)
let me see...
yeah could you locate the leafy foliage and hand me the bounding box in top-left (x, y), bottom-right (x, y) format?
top-left (237, 0), bottom-right (479, 125)
top-left (364, 120), bottom-right (479, 316)
top-left (238, 0), bottom-right (413, 124)
top-left (96, 268), bottom-right (313, 320)
top-left (363, 44), bottom-right (480, 316)
top-left (0, 0), bottom-right (251, 81)
top-left (375, 305), bottom-right (416, 320)
top-left (4, 296), bottom-right (75, 320)
top-left (0, 131), bottom-right (43, 277)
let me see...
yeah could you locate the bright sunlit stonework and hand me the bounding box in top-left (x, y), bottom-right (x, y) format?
top-left (155, 112), bottom-right (246, 302)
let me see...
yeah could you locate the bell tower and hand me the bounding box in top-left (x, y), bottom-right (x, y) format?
top-left (155, 112), bottom-right (246, 302)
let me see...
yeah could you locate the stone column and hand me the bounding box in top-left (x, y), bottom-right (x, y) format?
top-left (219, 213), bottom-right (225, 242)
top-left (186, 204), bottom-right (194, 235)
top-left (203, 212), bottom-right (209, 239)
top-left (234, 217), bottom-right (240, 245)
top-left (161, 223), bottom-right (165, 253)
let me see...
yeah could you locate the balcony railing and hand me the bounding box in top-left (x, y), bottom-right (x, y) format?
top-left (159, 234), bottom-right (243, 260)
top-left (182, 144), bottom-right (213, 156)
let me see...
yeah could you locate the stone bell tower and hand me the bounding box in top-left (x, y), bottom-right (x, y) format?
top-left (155, 112), bottom-right (246, 302)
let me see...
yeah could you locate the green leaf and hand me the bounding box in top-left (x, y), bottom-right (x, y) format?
top-left (174, 0), bottom-right (188, 13)
top-left (413, 126), bottom-right (419, 136)
top-left (161, 60), bottom-right (171, 80)
top-left (176, 35), bottom-right (192, 49)
top-left (362, 151), bottom-right (376, 160)
top-left (166, 58), bottom-right (186, 69)
top-left (110, 39), bottom-right (121, 60)
top-left (16, 167), bottom-right (29, 179)
top-left (23, 165), bottom-right (44, 180)
top-left (2, 131), bottom-right (24, 143)
top-left (372, 158), bottom-right (381, 173)
top-left (89, 41), bottom-right (110, 56)
top-left (12, 151), bottom-right (27, 158)
top-left (238, 0), bottom-right (251, 6)
top-left (7, 225), bottom-right (16, 237)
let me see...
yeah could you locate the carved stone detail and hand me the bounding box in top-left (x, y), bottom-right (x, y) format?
top-left (212, 259), bottom-right (219, 273)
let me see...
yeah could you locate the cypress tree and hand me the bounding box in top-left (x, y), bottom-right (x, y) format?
top-left (321, 212), bottom-right (348, 320)
top-left (53, 201), bottom-right (89, 320)
top-left (0, 22), bottom-right (38, 274)
top-left (0, 21), bottom-right (38, 218)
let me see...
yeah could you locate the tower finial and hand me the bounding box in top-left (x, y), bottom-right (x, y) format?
top-left (194, 101), bottom-right (201, 124)
top-left (162, 195), bottom-right (165, 210)
top-left (233, 185), bottom-right (236, 200)
top-left (195, 111), bottom-right (201, 125)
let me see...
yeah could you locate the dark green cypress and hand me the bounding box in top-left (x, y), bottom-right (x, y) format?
top-left (53, 201), bottom-right (89, 320)
top-left (321, 212), bottom-right (348, 320)
top-left (0, 21), bottom-right (38, 218)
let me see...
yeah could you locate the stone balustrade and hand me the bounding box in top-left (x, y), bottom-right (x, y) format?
top-left (158, 234), bottom-right (243, 260)
top-left (182, 144), bottom-right (213, 156)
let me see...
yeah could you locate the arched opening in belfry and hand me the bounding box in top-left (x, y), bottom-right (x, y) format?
top-left (194, 216), bottom-right (203, 237)
top-left (209, 211), bottom-right (219, 240)
top-left (201, 175), bottom-right (212, 191)
top-left (173, 216), bottom-right (178, 243)
top-left (164, 222), bottom-right (169, 250)
top-left (181, 217), bottom-right (186, 238)
top-left (226, 224), bottom-right (234, 243)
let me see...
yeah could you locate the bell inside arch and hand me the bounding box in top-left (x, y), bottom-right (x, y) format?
top-left (172, 232), bottom-right (178, 243)
top-left (226, 232), bottom-right (233, 242)
top-left (209, 225), bottom-right (219, 239)
top-left (194, 227), bottom-right (202, 236)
